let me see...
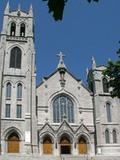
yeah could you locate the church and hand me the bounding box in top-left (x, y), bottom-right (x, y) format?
top-left (0, 2), bottom-right (120, 160)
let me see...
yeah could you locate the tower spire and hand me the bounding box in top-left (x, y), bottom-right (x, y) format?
top-left (18, 3), bottom-right (21, 11)
top-left (92, 56), bottom-right (96, 69)
top-left (57, 51), bottom-right (66, 69)
top-left (4, 1), bottom-right (10, 14)
top-left (29, 4), bottom-right (33, 17)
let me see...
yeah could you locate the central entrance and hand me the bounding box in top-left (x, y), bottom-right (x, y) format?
top-left (60, 135), bottom-right (71, 154)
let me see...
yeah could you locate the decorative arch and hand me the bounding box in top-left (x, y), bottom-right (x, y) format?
top-left (4, 127), bottom-right (22, 141)
top-left (40, 132), bottom-right (55, 144)
top-left (57, 132), bottom-right (73, 144)
top-left (10, 47), bottom-right (22, 69)
top-left (52, 94), bottom-right (74, 123)
top-left (20, 23), bottom-right (25, 37)
top-left (10, 22), bottom-right (16, 36)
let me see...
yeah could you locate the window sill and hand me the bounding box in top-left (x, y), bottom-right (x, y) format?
top-left (17, 98), bottom-right (22, 101)
top-left (6, 97), bottom-right (11, 100)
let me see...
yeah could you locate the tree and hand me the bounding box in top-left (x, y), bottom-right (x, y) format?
top-left (43, 0), bottom-right (99, 21)
top-left (104, 47), bottom-right (120, 98)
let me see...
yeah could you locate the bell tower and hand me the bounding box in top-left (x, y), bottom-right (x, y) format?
top-left (0, 2), bottom-right (37, 154)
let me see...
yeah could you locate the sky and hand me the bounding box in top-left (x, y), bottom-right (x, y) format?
top-left (0, 0), bottom-right (120, 85)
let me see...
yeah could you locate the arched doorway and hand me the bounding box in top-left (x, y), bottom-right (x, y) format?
top-left (7, 132), bottom-right (20, 153)
top-left (60, 135), bottom-right (71, 154)
top-left (43, 136), bottom-right (53, 154)
top-left (78, 137), bottom-right (87, 154)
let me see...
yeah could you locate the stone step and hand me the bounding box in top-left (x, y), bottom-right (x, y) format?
top-left (0, 154), bottom-right (120, 160)
top-left (0, 154), bottom-right (59, 160)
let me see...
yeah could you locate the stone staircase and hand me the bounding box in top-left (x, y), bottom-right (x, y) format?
top-left (0, 154), bottom-right (57, 160)
top-left (0, 154), bottom-right (89, 160)
top-left (0, 154), bottom-right (120, 160)
top-left (61, 155), bottom-right (90, 160)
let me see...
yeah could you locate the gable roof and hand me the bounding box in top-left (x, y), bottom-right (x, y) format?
top-left (36, 68), bottom-right (91, 93)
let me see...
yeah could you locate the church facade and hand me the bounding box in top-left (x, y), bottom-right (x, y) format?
top-left (0, 3), bottom-right (120, 158)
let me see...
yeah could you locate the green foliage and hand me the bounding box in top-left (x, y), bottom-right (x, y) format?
top-left (104, 48), bottom-right (120, 98)
top-left (43, 0), bottom-right (99, 21)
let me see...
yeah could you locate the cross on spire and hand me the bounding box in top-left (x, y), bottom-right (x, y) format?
top-left (57, 51), bottom-right (66, 69)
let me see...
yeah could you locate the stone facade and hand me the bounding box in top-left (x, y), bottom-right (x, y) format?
top-left (0, 3), bottom-right (120, 159)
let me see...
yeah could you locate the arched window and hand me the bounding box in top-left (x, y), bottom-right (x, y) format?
top-left (102, 77), bottom-right (109, 93)
top-left (17, 83), bottom-right (22, 99)
top-left (10, 22), bottom-right (16, 36)
top-left (106, 102), bottom-right (112, 122)
top-left (10, 47), bottom-right (22, 69)
top-left (113, 130), bottom-right (117, 143)
top-left (20, 23), bottom-right (25, 37)
top-left (6, 82), bottom-right (11, 99)
top-left (105, 129), bottom-right (110, 144)
top-left (53, 95), bottom-right (74, 123)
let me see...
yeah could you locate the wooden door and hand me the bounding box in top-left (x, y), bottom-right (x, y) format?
top-left (78, 137), bottom-right (87, 154)
top-left (8, 133), bottom-right (20, 153)
top-left (43, 137), bottom-right (52, 154)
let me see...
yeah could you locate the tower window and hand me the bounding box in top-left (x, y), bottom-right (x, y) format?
top-left (20, 23), bottom-right (25, 37)
top-left (53, 95), bottom-right (74, 123)
top-left (10, 47), bottom-right (22, 69)
top-left (102, 77), bottom-right (109, 93)
top-left (105, 129), bottom-right (110, 144)
top-left (6, 82), bottom-right (11, 99)
top-left (16, 105), bottom-right (22, 118)
top-left (17, 83), bottom-right (22, 99)
top-left (106, 102), bottom-right (112, 122)
top-left (5, 104), bottom-right (11, 118)
top-left (10, 22), bottom-right (16, 36)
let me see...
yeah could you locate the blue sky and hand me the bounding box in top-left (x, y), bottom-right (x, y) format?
top-left (0, 0), bottom-right (120, 85)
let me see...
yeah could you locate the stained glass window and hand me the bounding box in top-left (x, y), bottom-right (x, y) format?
top-left (53, 95), bottom-right (74, 123)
